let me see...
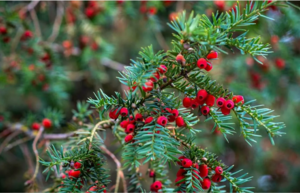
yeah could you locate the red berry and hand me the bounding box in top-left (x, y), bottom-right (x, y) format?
top-left (201, 106), bottom-right (210, 116)
top-left (215, 166), bottom-right (223, 175)
top-left (177, 155), bottom-right (186, 165)
top-left (206, 94), bottom-right (215, 107)
top-left (221, 107), bottom-right (231, 115)
top-left (42, 118), bottom-right (52, 128)
top-left (125, 134), bottom-right (133, 143)
top-left (130, 81), bottom-right (138, 91)
top-left (21, 30), bottom-right (33, 41)
top-left (197, 89), bottom-right (208, 102)
top-left (88, 186), bottom-right (98, 192)
top-left (74, 162), bottom-right (82, 169)
top-left (85, 7), bottom-right (96, 18)
top-left (68, 170), bottom-right (81, 178)
top-left (197, 58), bottom-right (207, 69)
top-left (176, 116), bottom-right (186, 127)
top-left (175, 175), bottom-right (185, 186)
top-left (205, 61), bottom-right (213, 71)
top-left (191, 99), bottom-right (199, 109)
top-left (171, 109), bottom-right (179, 118)
top-left (148, 7), bottom-right (157, 15)
top-left (149, 170), bottom-right (155, 177)
top-left (157, 116), bottom-right (168, 126)
top-left (201, 178), bottom-right (211, 189)
top-left (150, 181), bottom-right (162, 191)
top-left (150, 72), bottom-right (160, 82)
top-left (199, 164), bottom-right (208, 177)
top-left (216, 97), bottom-right (226, 107)
top-left (176, 54), bottom-right (185, 64)
top-left (193, 163), bottom-right (199, 169)
top-left (183, 97), bottom-right (192, 108)
top-left (120, 107), bottom-right (128, 117)
top-left (135, 113), bottom-right (144, 122)
top-left (275, 58), bottom-right (285, 69)
top-left (158, 65), bottom-right (167, 74)
top-left (125, 124), bottom-right (135, 133)
top-left (109, 109), bottom-right (120, 119)
top-left (207, 51), bottom-right (218, 59)
top-left (224, 100), bottom-right (234, 110)
top-left (31, 122), bottom-right (40, 130)
top-left (120, 120), bottom-right (129, 129)
top-left (145, 117), bottom-right (154, 124)
top-left (0, 26), bottom-right (7, 35)
top-left (181, 158), bottom-right (193, 168)
top-left (168, 115), bottom-right (176, 122)
top-left (232, 95), bottom-right (244, 105)
top-left (211, 174), bottom-right (222, 183)
top-left (177, 168), bottom-right (186, 177)
top-left (142, 80), bottom-right (154, 92)
top-left (128, 115), bottom-right (135, 124)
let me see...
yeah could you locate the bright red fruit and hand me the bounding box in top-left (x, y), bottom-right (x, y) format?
top-left (207, 51), bottom-right (218, 59)
top-left (128, 115), bottom-right (135, 124)
top-left (181, 158), bottom-right (193, 168)
top-left (177, 168), bottom-right (186, 177)
top-left (177, 155), bottom-right (187, 165)
top-left (201, 178), bottom-right (211, 189)
top-left (176, 54), bottom-right (185, 64)
top-left (191, 99), bottom-right (199, 109)
top-left (216, 97), bottom-right (226, 107)
top-left (0, 26), bottom-right (7, 35)
top-left (149, 170), bottom-right (155, 177)
top-left (31, 122), bottom-right (40, 130)
top-left (135, 113), bottom-right (144, 122)
top-left (211, 174), bottom-right (222, 182)
top-left (109, 109), bottom-right (120, 119)
top-left (199, 164), bottom-right (208, 177)
top-left (176, 116), bottom-right (186, 127)
top-left (120, 120), bottom-right (129, 129)
top-left (221, 107), bottom-right (231, 115)
top-left (197, 89), bottom-right (208, 102)
top-left (201, 106), bottom-right (210, 116)
top-left (42, 118), bottom-right (52, 128)
top-left (205, 61), bottom-right (213, 71)
top-left (150, 72), bottom-right (160, 82)
top-left (171, 109), bottom-right (179, 118)
top-left (124, 134), bottom-right (133, 143)
top-left (224, 100), bottom-right (234, 110)
top-left (125, 124), bottom-right (135, 133)
top-left (158, 65), bottom-right (167, 74)
top-left (183, 97), bottom-right (192, 108)
top-left (215, 166), bottom-right (223, 174)
top-left (148, 7), bottom-right (157, 15)
top-left (232, 95), bottom-right (244, 105)
top-left (197, 58), bottom-right (207, 69)
top-left (74, 162), bottom-right (82, 169)
top-left (120, 107), bottom-right (128, 117)
top-left (206, 94), bottom-right (215, 107)
top-left (142, 80), bottom-right (154, 92)
top-left (145, 117), bottom-right (154, 124)
top-left (68, 170), bottom-right (81, 178)
top-left (157, 116), bottom-right (168, 126)
top-left (150, 181), bottom-right (162, 191)
top-left (275, 58), bottom-right (285, 69)
top-left (85, 7), bottom-right (96, 18)
top-left (21, 30), bottom-right (33, 41)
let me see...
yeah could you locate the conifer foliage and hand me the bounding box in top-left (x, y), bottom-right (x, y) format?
top-left (40, 1), bottom-right (290, 192)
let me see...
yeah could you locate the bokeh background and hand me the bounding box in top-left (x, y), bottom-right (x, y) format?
top-left (1, 1), bottom-right (300, 192)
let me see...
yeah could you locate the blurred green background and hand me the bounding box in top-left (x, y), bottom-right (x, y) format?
top-left (1, 1), bottom-right (300, 192)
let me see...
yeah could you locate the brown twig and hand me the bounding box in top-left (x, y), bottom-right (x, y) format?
top-left (101, 58), bottom-right (125, 71)
top-left (25, 127), bottom-right (44, 186)
top-left (20, 144), bottom-right (35, 175)
top-left (4, 136), bottom-right (33, 152)
top-left (100, 145), bottom-right (127, 193)
top-left (153, 29), bottom-right (169, 51)
top-left (176, 1), bottom-right (185, 12)
top-left (30, 8), bottom-right (42, 38)
top-left (48, 1), bottom-right (64, 42)
top-left (0, 130), bottom-right (22, 154)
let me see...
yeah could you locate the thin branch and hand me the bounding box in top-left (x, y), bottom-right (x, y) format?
top-left (30, 8), bottom-right (42, 38)
top-left (25, 0), bottom-right (40, 12)
top-left (101, 58), bottom-right (125, 71)
top-left (0, 130), bottom-right (22, 154)
top-left (100, 145), bottom-right (127, 193)
top-left (20, 144), bottom-right (35, 175)
top-left (5, 136), bottom-right (33, 152)
top-left (153, 28), bottom-right (169, 51)
top-left (48, 1), bottom-right (64, 42)
top-left (25, 127), bottom-right (44, 186)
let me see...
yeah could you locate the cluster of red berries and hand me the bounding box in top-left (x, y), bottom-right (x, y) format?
top-left (20, 30), bottom-right (33, 41)
top-left (79, 36), bottom-right (98, 51)
top-left (176, 50), bottom-right (218, 71)
top-left (85, 1), bottom-right (102, 19)
top-left (130, 65), bottom-right (168, 92)
top-left (31, 118), bottom-right (52, 130)
top-left (150, 181), bottom-right (163, 192)
top-left (175, 156), bottom-right (224, 190)
top-left (139, 1), bottom-right (157, 15)
top-left (182, 89), bottom-right (244, 116)
top-left (0, 26), bottom-right (10, 43)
